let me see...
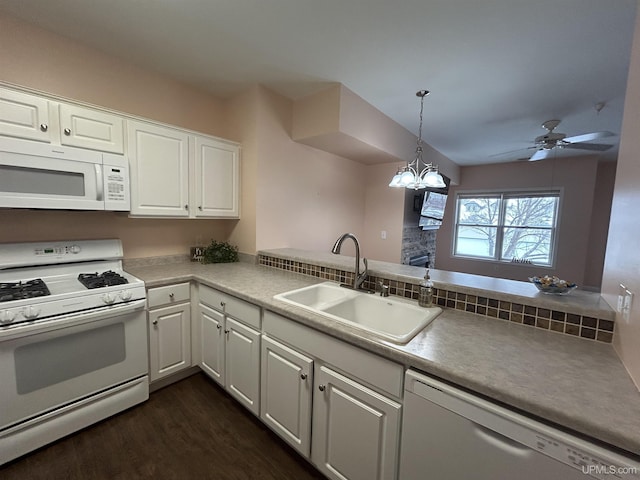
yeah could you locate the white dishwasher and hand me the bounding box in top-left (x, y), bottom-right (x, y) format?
top-left (399, 370), bottom-right (640, 480)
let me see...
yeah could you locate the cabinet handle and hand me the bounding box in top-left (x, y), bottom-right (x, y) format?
top-left (64, 128), bottom-right (71, 136)
top-left (152, 320), bottom-right (158, 325)
top-left (300, 373), bottom-right (307, 380)
top-left (40, 123), bottom-right (48, 132)
top-left (318, 384), bottom-right (325, 392)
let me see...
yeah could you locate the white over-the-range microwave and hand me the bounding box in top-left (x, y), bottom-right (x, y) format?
top-left (0, 137), bottom-right (130, 211)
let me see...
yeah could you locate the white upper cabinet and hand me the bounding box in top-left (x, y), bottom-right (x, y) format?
top-left (58, 103), bottom-right (124, 154)
top-left (0, 87), bottom-right (124, 153)
top-left (127, 120), bottom-right (191, 217)
top-left (0, 88), bottom-right (50, 142)
top-left (192, 136), bottom-right (240, 218)
top-left (128, 120), bottom-right (240, 219)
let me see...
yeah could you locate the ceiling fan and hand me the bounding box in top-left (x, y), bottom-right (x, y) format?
top-left (525, 119), bottom-right (615, 161)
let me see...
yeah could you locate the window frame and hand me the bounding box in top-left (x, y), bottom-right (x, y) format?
top-left (451, 188), bottom-right (562, 267)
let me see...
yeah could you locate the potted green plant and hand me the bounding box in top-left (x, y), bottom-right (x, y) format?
top-left (202, 240), bottom-right (239, 264)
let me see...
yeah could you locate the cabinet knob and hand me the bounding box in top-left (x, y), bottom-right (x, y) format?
top-left (152, 320), bottom-right (158, 325)
top-left (300, 373), bottom-right (307, 380)
top-left (184, 204), bottom-right (189, 210)
top-left (198, 206), bottom-right (203, 211)
top-left (40, 123), bottom-right (48, 132)
top-left (220, 301), bottom-right (226, 308)
top-left (216, 324), bottom-right (222, 330)
top-left (169, 293), bottom-right (174, 299)
top-left (318, 384), bottom-right (325, 392)
top-left (224, 329), bottom-right (230, 334)
top-left (64, 128), bottom-right (71, 136)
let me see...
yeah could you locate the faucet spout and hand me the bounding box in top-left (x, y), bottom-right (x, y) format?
top-left (331, 233), bottom-right (371, 292)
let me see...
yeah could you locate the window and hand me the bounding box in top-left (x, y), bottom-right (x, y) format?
top-left (453, 191), bottom-right (560, 266)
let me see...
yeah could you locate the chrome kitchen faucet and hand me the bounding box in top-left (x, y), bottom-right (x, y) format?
top-left (331, 233), bottom-right (373, 293)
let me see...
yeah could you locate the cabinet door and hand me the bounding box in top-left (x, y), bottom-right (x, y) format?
top-left (128, 120), bottom-right (190, 217)
top-left (225, 316), bottom-right (261, 415)
top-left (0, 88), bottom-right (51, 142)
top-left (260, 336), bottom-right (313, 457)
top-left (149, 303), bottom-right (191, 382)
top-left (193, 136), bottom-right (239, 218)
top-left (199, 303), bottom-right (226, 386)
top-left (312, 365), bottom-right (401, 480)
top-left (59, 103), bottom-right (124, 153)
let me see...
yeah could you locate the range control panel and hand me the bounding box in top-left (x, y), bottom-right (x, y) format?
top-left (34, 244), bottom-right (81, 256)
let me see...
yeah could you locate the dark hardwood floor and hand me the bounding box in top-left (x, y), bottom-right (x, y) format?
top-left (1, 373), bottom-right (326, 480)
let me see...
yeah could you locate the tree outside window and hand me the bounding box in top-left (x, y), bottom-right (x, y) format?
top-left (453, 192), bottom-right (559, 266)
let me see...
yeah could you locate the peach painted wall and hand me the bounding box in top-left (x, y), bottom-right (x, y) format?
top-left (0, 13), bottom-right (237, 259)
top-left (602, 6), bottom-right (640, 389)
top-left (362, 164), bottom-right (405, 263)
top-left (253, 86), bottom-right (367, 254)
top-left (435, 156), bottom-right (610, 289)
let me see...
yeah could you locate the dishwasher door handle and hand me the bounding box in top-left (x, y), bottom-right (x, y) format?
top-left (473, 423), bottom-right (534, 458)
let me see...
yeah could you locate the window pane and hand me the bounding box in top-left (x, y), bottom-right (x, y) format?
top-left (455, 226), bottom-right (497, 258)
top-left (457, 197), bottom-right (500, 225)
top-left (501, 227), bottom-right (552, 264)
top-left (504, 196), bottom-right (558, 227)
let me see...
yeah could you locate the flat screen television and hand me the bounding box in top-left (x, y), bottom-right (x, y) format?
top-left (421, 191), bottom-right (447, 220)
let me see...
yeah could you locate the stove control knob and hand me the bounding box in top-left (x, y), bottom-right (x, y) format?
top-left (70, 245), bottom-right (81, 254)
top-left (102, 293), bottom-right (116, 305)
top-left (0, 310), bottom-right (16, 324)
top-left (23, 306), bottom-right (40, 320)
top-left (120, 290), bottom-right (133, 301)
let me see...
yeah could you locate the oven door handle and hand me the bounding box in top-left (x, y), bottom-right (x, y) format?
top-left (0, 299), bottom-right (147, 340)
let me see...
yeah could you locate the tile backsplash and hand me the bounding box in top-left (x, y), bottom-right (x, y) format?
top-left (258, 254), bottom-right (614, 343)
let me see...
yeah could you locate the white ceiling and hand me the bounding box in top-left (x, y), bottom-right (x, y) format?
top-left (1, 0), bottom-right (636, 166)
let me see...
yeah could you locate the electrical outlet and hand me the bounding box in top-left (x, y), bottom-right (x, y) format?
top-left (381, 230), bottom-right (387, 240)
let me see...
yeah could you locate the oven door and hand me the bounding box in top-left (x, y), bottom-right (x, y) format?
top-left (0, 300), bottom-right (148, 430)
top-left (0, 137), bottom-right (105, 210)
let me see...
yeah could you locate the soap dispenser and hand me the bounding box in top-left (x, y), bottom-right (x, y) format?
top-left (419, 269), bottom-right (434, 307)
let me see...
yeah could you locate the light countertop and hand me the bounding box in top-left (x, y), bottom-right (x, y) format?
top-left (126, 259), bottom-right (640, 457)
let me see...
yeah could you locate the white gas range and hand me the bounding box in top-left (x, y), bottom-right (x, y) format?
top-left (0, 239), bottom-right (149, 465)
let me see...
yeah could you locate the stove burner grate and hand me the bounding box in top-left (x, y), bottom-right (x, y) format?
top-left (0, 279), bottom-right (51, 302)
top-left (78, 271), bottom-right (129, 289)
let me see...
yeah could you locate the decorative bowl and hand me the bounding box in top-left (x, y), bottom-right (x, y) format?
top-left (529, 276), bottom-right (577, 295)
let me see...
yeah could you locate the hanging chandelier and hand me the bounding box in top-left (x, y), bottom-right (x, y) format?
top-left (389, 90), bottom-right (446, 189)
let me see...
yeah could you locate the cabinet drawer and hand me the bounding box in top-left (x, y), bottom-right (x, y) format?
top-left (199, 284), bottom-right (261, 330)
top-left (147, 283), bottom-right (190, 309)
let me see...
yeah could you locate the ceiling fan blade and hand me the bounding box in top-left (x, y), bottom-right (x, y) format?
top-left (563, 131), bottom-right (615, 143)
top-left (563, 142), bottom-right (613, 151)
top-left (529, 149), bottom-right (550, 161)
top-left (489, 146), bottom-right (536, 158)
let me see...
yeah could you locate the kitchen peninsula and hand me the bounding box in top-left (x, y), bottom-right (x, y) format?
top-left (125, 249), bottom-right (640, 458)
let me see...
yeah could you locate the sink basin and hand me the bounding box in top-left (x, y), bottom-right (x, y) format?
top-left (274, 282), bottom-right (441, 344)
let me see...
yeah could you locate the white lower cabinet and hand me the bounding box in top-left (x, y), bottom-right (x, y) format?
top-left (262, 310), bottom-right (403, 479)
top-left (147, 283), bottom-right (192, 382)
top-left (312, 365), bottom-right (401, 480)
top-left (197, 285), bottom-right (261, 415)
top-left (198, 303), bottom-right (225, 384)
top-left (260, 335), bottom-right (313, 457)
